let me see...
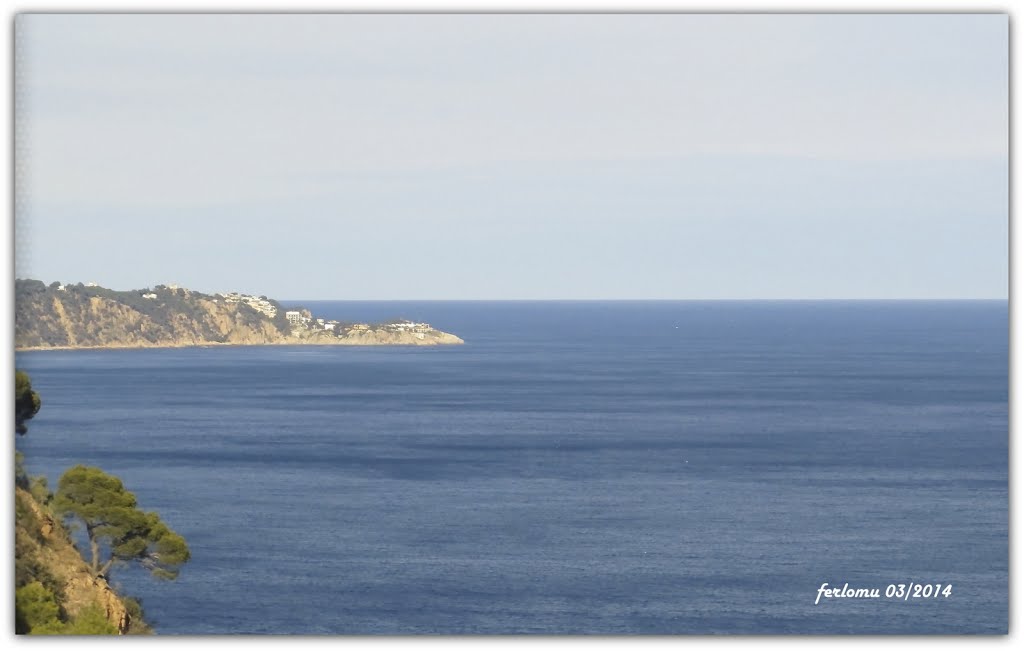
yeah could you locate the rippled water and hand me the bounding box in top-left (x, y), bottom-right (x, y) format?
top-left (15, 301), bottom-right (1007, 634)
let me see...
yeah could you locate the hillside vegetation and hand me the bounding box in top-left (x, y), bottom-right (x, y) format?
top-left (15, 370), bottom-right (190, 635)
top-left (15, 371), bottom-right (159, 635)
top-left (15, 485), bottom-right (141, 634)
top-left (15, 279), bottom-right (463, 349)
top-left (15, 280), bottom-right (289, 349)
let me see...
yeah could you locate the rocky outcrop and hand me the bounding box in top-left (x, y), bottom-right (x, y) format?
top-left (15, 487), bottom-right (131, 634)
top-left (15, 280), bottom-right (464, 350)
top-left (63, 575), bottom-right (130, 633)
top-left (298, 328), bottom-right (465, 346)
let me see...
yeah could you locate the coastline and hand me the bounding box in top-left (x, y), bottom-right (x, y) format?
top-left (15, 280), bottom-right (465, 351)
top-left (15, 336), bottom-right (465, 353)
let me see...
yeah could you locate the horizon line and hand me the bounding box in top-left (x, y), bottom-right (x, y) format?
top-left (13, 279), bottom-right (1006, 302)
top-left (282, 297), bottom-right (1009, 302)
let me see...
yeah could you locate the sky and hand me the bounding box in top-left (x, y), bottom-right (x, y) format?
top-left (14, 13), bottom-right (1008, 300)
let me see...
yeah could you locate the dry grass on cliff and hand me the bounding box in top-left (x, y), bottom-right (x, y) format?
top-left (15, 485), bottom-right (147, 635)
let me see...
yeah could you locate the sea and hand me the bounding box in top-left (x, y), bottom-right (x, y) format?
top-left (14, 300), bottom-right (1008, 634)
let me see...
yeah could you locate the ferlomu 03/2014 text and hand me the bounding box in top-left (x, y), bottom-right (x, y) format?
top-left (815, 582), bottom-right (953, 605)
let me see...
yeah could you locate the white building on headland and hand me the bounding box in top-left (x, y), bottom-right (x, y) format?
top-left (386, 321), bottom-right (430, 331)
top-left (217, 291), bottom-right (277, 318)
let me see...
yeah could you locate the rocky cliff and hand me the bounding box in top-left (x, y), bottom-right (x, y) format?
top-left (15, 280), bottom-right (464, 350)
top-left (15, 486), bottom-right (134, 634)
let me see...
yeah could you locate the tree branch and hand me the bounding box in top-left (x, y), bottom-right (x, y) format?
top-left (86, 523), bottom-right (100, 576)
top-left (98, 556), bottom-right (116, 579)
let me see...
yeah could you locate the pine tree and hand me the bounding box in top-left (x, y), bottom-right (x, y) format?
top-left (53, 466), bottom-right (190, 580)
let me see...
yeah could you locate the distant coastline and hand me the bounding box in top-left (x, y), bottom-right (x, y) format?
top-left (14, 279), bottom-right (464, 351)
top-left (15, 339), bottom-right (465, 352)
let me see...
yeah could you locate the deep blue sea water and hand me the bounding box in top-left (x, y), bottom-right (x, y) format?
top-left (14, 301), bottom-right (1007, 634)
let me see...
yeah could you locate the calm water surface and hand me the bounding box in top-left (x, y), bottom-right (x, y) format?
top-left (15, 301), bottom-right (1008, 634)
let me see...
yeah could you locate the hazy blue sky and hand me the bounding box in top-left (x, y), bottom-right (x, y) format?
top-left (15, 13), bottom-right (1007, 299)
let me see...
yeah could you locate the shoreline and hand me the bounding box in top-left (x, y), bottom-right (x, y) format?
top-left (15, 337), bottom-right (465, 353)
top-left (15, 279), bottom-right (466, 352)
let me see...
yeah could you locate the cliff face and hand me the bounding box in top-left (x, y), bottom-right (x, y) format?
top-left (15, 280), bottom-right (464, 350)
top-left (16, 283), bottom-right (286, 349)
top-left (15, 486), bottom-right (132, 634)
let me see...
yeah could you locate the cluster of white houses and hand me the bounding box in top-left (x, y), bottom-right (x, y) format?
top-left (55, 282), bottom-right (97, 291)
top-left (284, 312), bottom-right (343, 332)
top-left (387, 321), bottom-right (431, 331)
top-left (109, 283), bottom-right (437, 335)
top-left (281, 311), bottom-right (431, 335)
top-left (220, 292), bottom-right (277, 318)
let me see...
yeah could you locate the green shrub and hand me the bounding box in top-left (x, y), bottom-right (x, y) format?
top-left (63, 604), bottom-right (118, 635)
top-left (122, 596), bottom-right (153, 634)
top-left (15, 492), bottom-right (42, 542)
top-left (15, 581), bottom-right (62, 634)
top-left (15, 451), bottom-right (28, 489)
top-left (30, 475), bottom-right (52, 505)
